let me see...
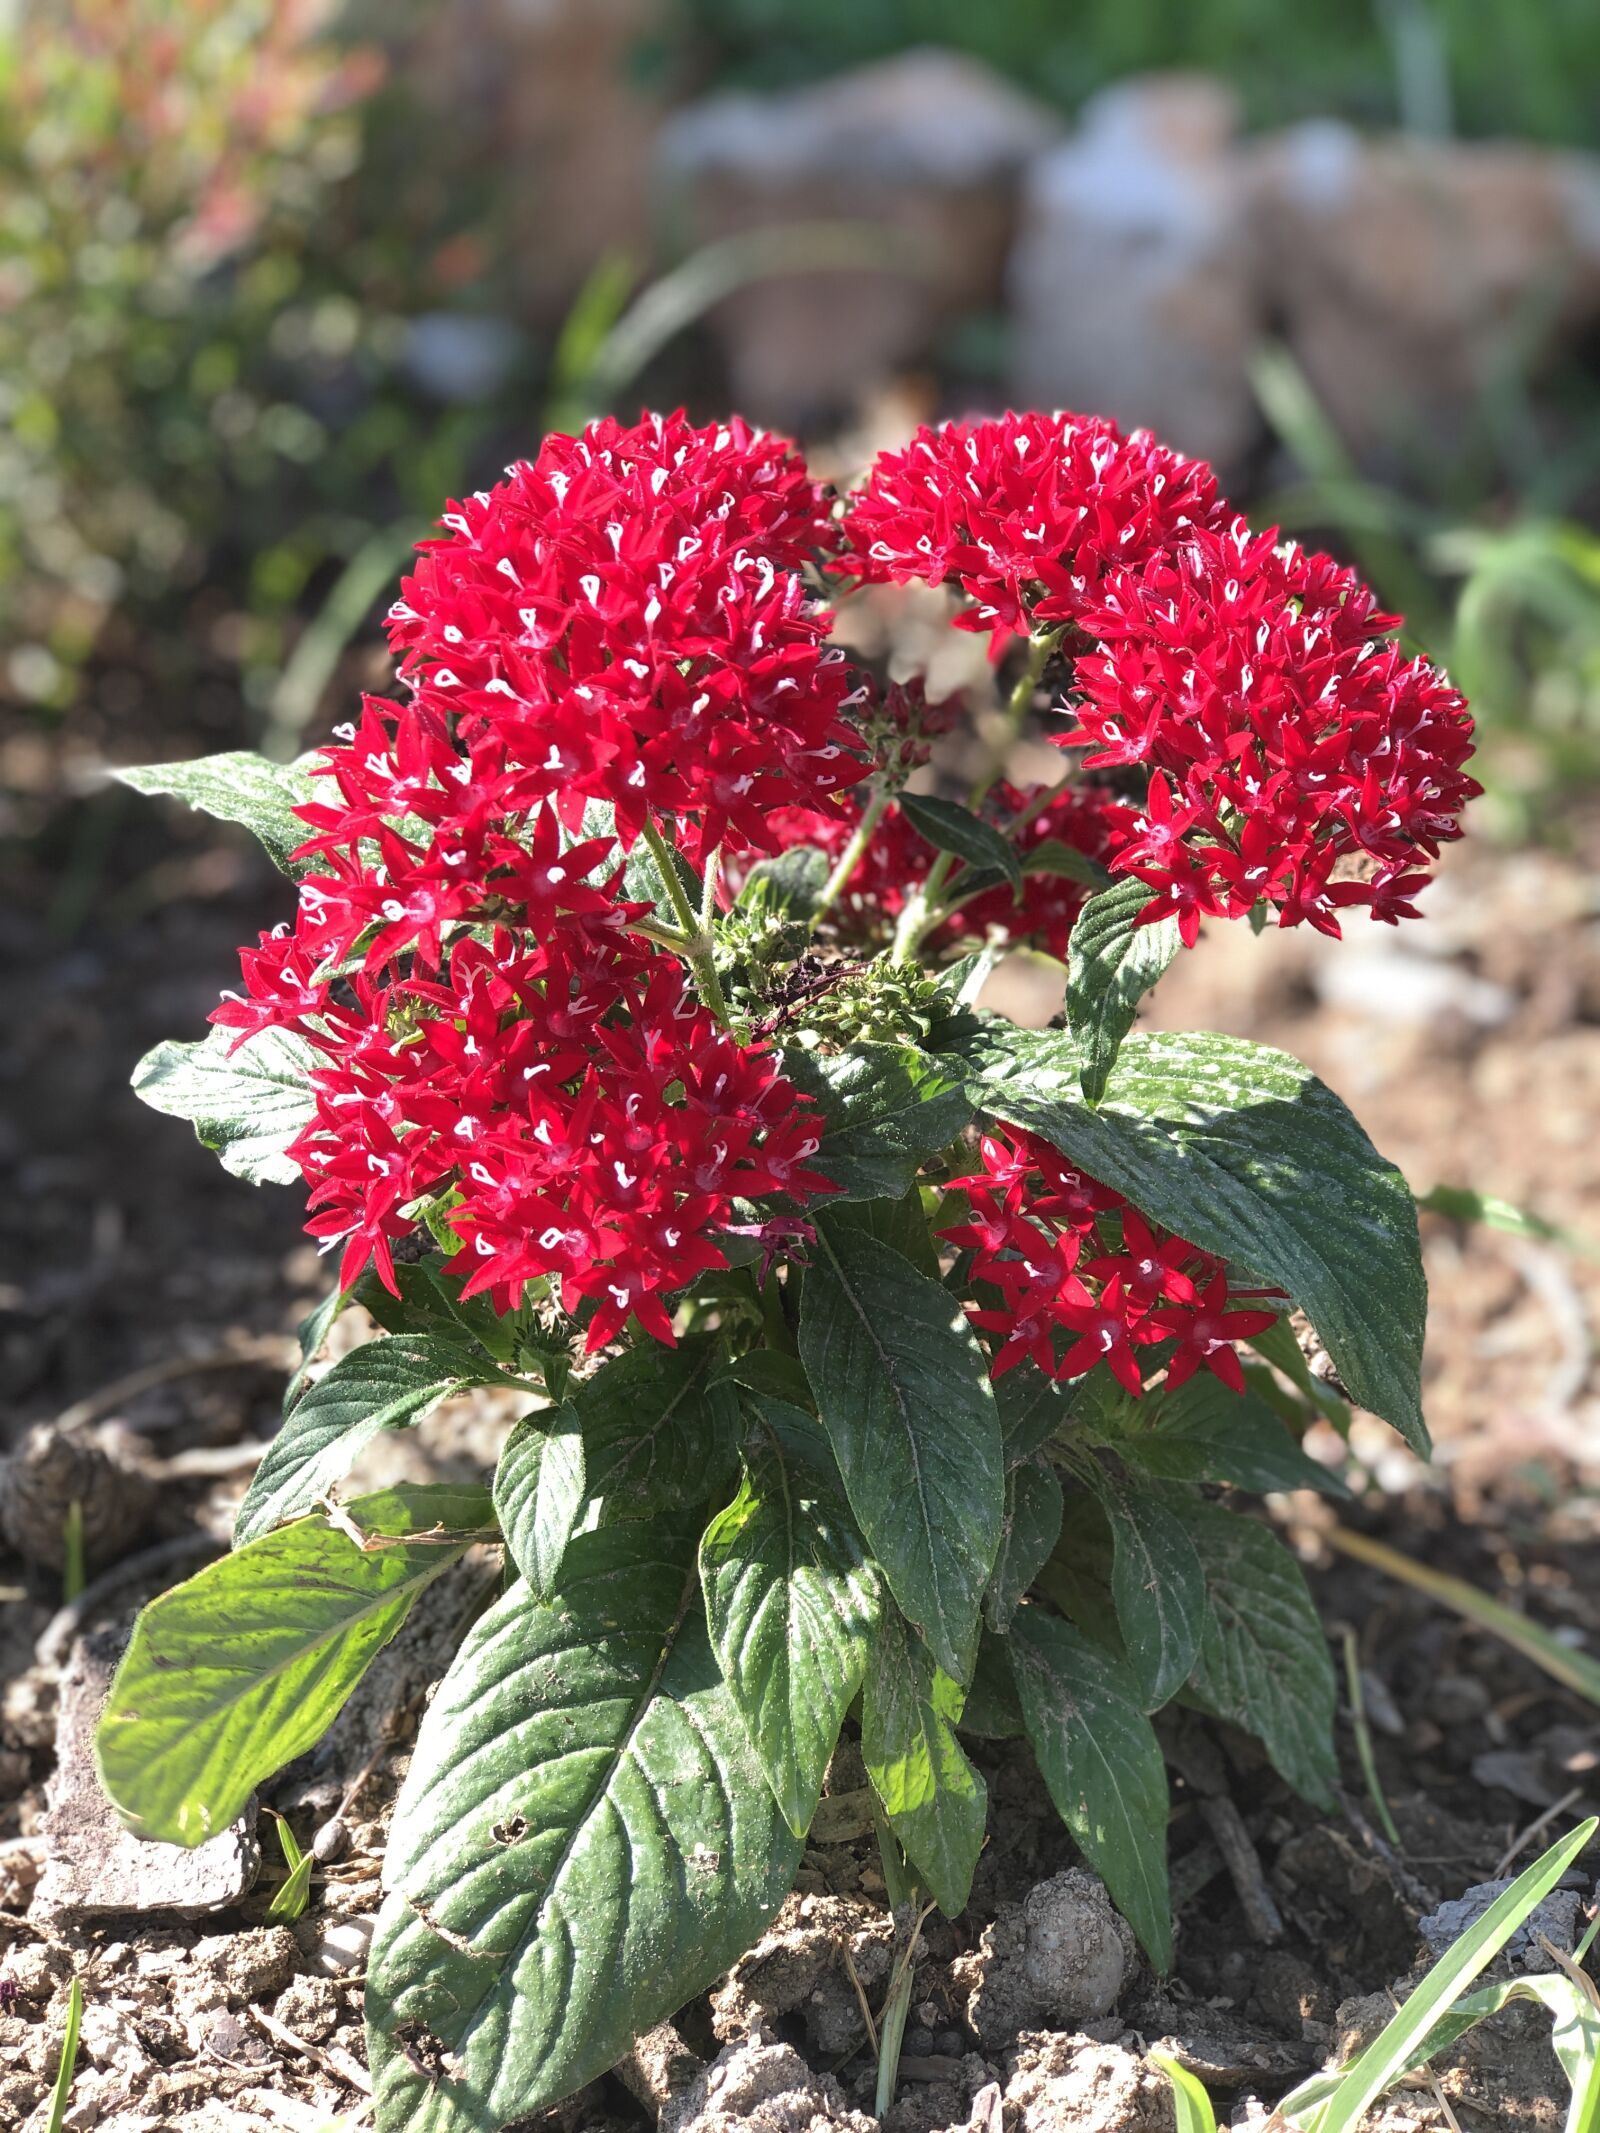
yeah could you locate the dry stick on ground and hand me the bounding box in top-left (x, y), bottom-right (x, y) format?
top-left (1494, 1788), bottom-right (1587, 1879)
top-left (246, 2003), bottom-right (372, 2096)
top-left (53, 1346), bottom-right (287, 1435)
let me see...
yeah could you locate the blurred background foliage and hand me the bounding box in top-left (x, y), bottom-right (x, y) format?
top-left (3, 0), bottom-right (1600, 841)
top-left (683, 0), bottom-right (1600, 144)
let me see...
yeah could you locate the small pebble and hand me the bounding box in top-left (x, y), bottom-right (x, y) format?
top-left (312, 1817), bottom-right (350, 1864)
top-left (310, 1914), bottom-right (376, 1976)
top-left (1428, 1674), bottom-right (1491, 1728)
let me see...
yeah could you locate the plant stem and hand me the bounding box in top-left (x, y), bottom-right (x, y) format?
top-left (810, 774), bottom-right (892, 930)
top-left (45, 1975), bottom-right (83, 2133)
top-left (875, 1898), bottom-right (935, 2119)
top-left (640, 815), bottom-right (732, 1025)
top-left (1342, 1626), bottom-right (1403, 1849)
top-left (890, 629), bottom-right (1058, 965)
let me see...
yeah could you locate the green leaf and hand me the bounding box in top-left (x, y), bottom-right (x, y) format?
top-left (996, 1362), bottom-right (1074, 1468)
top-left (356, 1260), bottom-right (520, 1364)
top-left (1080, 1468), bottom-right (1205, 1711)
top-left (985, 1456), bottom-right (1063, 1633)
top-left (237, 1335), bottom-right (498, 1545)
top-left (700, 1418), bottom-right (880, 1834)
top-left (493, 1404), bottom-right (586, 1601)
top-left (737, 844), bottom-right (830, 919)
top-left (1117, 1375), bottom-right (1350, 1499)
top-left (283, 1283), bottom-right (350, 1417)
top-left (1173, 1501), bottom-right (1338, 1807)
top-left (958, 1630), bottom-right (1026, 1740)
top-left (96, 1484), bottom-right (493, 1847)
top-left (1248, 1313), bottom-right (1351, 1428)
top-left (577, 1339), bottom-right (740, 1514)
top-left (1067, 879), bottom-right (1183, 1104)
top-left (132, 1024), bottom-right (317, 1186)
top-left (266, 1810), bottom-right (314, 1921)
top-left (579, 797), bottom-right (701, 919)
top-left (901, 791), bottom-right (1022, 892)
top-left (861, 1609), bottom-right (986, 1918)
top-left (829, 1187), bottom-right (940, 1277)
top-left (783, 1043), bottom-right (974, 1203)
top-left (799, 1217), bottom-right (1002, 1683)
top-left (1009, 1606), bottom-right (1173, 1969)
top-left (718, 1350), bottom-right (816, 1413)
top-left (962, 1026), bottom-right (1427, 1450)
top-left (1023, 838), bottom-right (1108, 888)
top-left (117, 751), bottom-right (318, 876)
top-left (365, 1519), bottom-right (802, 2132)
top-left (1151, 2054), bottom-right (1219, 2133)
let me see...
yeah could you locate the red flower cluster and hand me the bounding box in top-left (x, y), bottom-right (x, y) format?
top-left (835, 408), bottom-right (1224, 644)
top-left (1064, 518), bottom-right (1479, 940)
top-left (837, 410), bottom-right (1477, 938)
top-left (768, 780), bottom-right (1136, 961)
top-left (212, 411), bottom-right (847, 1343)
top-left (383, 409), bottom-right (864, 865)
top-left (939, 1128), bottom-right (1281, 1396)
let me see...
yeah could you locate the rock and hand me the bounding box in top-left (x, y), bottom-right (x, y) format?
top-left (400, 0), bottom-right (665, 324)
top-left (35, 1629), bottom-right (258, 1921)
top-left (299, 1911), bottom-right (375, 1976)
top-left (657, 48), bottom-right (1060, 428)
top-left (1247, 123), bottom-right (1600, 461)
top-left (1419, 1878), bottom-right (1583, 1973)
top-left (955, 1869), bottom-right (1137, 2048)
top-left (660, 2032), bottom-right (878, 2133)
top-left (1002, 2032), bottom-right (1171, 2132)
top-left (1009, 74), bottom-right (1261, 476)
top-left (0, 1421), bottom-right (155, 1571)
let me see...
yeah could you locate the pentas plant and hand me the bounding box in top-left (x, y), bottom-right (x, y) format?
top-left (97, 407), bottom-right (1474, 2133)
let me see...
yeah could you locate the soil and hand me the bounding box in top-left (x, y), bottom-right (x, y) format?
top-left (4, 675), bottom-right (1600, 2132)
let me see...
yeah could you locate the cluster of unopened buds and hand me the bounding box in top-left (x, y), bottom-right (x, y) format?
top-left (941, 1129), bottom-right (1283, 1395)
top-left (211, 403), bottom-right (1475, 1377)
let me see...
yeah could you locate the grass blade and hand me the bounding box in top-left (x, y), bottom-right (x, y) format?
top-left (1307, 1818), bottom-right (1597, 2133)
top-left (45, 1974), bottom-right (83, 2133)
top-left (1327, 1526), bottom-right (1600, 1707)
top-left (1150, 2052), bottom-right (1218, 2131)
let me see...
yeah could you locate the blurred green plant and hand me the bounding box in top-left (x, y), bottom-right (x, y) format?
top-left (682, 0), bottom-right (1600, 147)
top-left (0, 0), bottom-right (380, 700)
top-left (1253, 344), bottom-right (1600, 834)
top-left (0, 0), bottom-right (518, 718)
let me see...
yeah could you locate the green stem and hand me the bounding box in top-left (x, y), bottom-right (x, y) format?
top-left (889, 629), bottom-right (1058, 966)
top-left (875, 1896), bottom-right (934, 2118)
top-left (641, 816), bottom-right (732, 1025)
top-left (810, 775), bottom-right (893, 931)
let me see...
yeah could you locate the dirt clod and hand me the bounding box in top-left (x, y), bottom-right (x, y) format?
top-left (1002, 2031), bottom-right (1170, 2133)
top-left (955, 1870), bottom-right (1137, 2048)
top-left (661, 2032), bottom-right (878, 2133)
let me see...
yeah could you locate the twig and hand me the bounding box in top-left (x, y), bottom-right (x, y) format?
top-left (1198, 1796), bottom-right (1284, 1944)
top-left (839, 1939), bottom-right (879, 2056)
top-left (247, 2003), bottom-right (372, 2095)
top-left (1494, 1788), bottom-right (1585, 1879)
top-left (54, 1346), bottom-right (285, 1435)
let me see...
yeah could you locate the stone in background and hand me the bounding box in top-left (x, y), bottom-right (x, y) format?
top-left (656, 48), bottom-right (1060, 430)
top-left (1008, 75), bottom-right (1261, 477)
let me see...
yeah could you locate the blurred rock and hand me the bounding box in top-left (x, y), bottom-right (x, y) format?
top-left (657, 48), bottom-right (1060, 429)
top-left (36, 1629), bottom-right (258, 1920)
top-left (1419, 1876), bottom-right (1583, 1972)
top-left (406, 0), bottom-right (666, 324)
top-left (1248, 124), bottom-right (1600, 460)
top-left (1009, 75), bottom-right (1260, 475)
top-left (0, 1421), bottom-right (154, 1572)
